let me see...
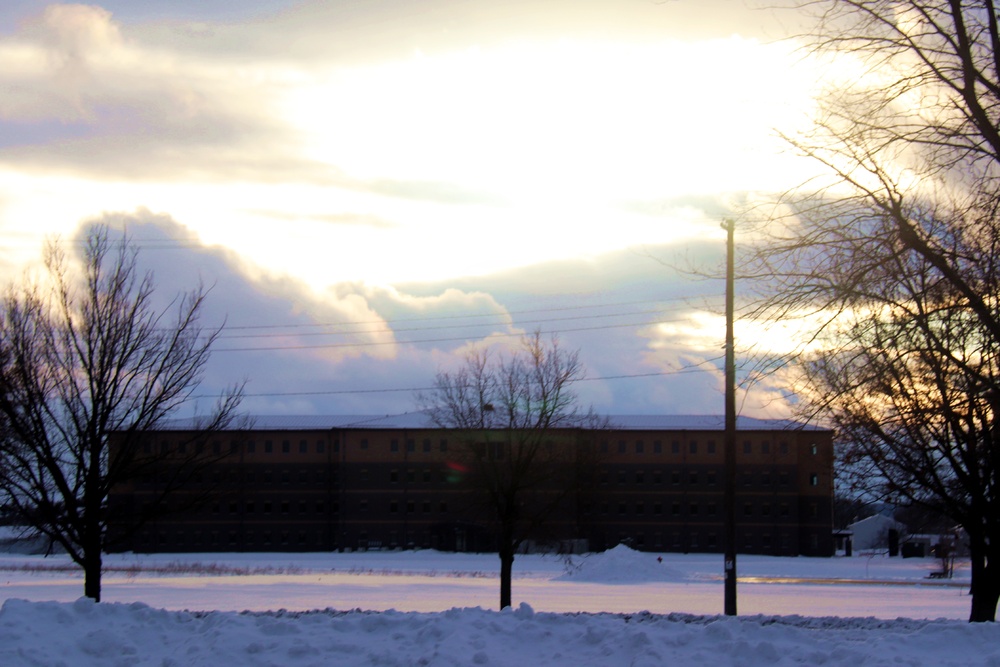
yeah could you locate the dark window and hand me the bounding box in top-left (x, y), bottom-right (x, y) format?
top-left (635, 441), bottom-right (644, 454)
top-left (635, 471), bottom-right (644, 484)
top-left (391, 439), bottom-right (399, 452)
top-left (423, 439), bottom-right (431, 452)
top-left (653, 502), bottom-right (663, 515)
top-left (689, 441), bottom-right (697, 455)
top-left (707, 470), bottom-right (717, 486)
top-left (264, 440), bottom-right (273, 454)
top-left (317, 441), bottom-right (325, 454)
top-left (390, 501), bottom-right (398, 513)
top-left (281, 440), bottom-right (290, 454)
top-left (617, 470), bottom-right (626, 485)
top-left (281, 501), bottom-right (290, 514)
top-left (743, 502), bottom-right (753, 516)
top-left (671, 471), bottom-right (680, 485)
top-left (707, 440), bottom-right (716, 454)
top-left (299, 440), bottom-right (307, 453)
top-left (653, 470), bottom-right (663, 484)
top-left (689, 503), bottom-right (699, 515)
top-left (743, 440), bottom-right (752, 455)
top-left (689, 471), bottom-right (698, 484)
top-left (600, 440), bottom-right (609, 453)
top-left (780, 441), bottom-right (789, 455)
top-left (406, 439), bottom-right (415, 452)
top-left (761, 441), bottom-right (770, 455)
top-left (636, 502), bottom-right (645, 515)
top-left (390, 470), bottom-right (399, 483)
top-left (263, 501), bottom-right (272, 514)
top-left (360, 438), bottom-right (369, 450)
top-left (653, 440), bottom-right (662, 454)
top-left (247, 441), bottom-right (256, 454)
top-left (618, 440), bottom-right (626, 454)
top-left (671, 441), bottom-right (680, 454)
top-left (810, 473), bottom-right (819, 486)
top-left (440, 439), bottom-right (448, 452)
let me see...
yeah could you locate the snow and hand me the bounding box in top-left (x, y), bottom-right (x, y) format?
top-left (0, 547), bottom-right (997, 666)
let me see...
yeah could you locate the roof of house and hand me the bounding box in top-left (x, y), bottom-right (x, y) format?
top-left (158, 413), bottom-right (829, 432)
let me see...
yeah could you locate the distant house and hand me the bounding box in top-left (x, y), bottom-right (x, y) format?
top-left (109, 414), bottom-right (835, 557)
top-left (848, 514), bottom-right (907, 552)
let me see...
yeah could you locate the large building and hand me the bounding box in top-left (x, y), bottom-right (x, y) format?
top-left (109, 414), bottom-right (835, 556)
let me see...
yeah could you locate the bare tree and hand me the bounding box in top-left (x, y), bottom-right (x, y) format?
top-left (744, 1), bottom-right (1000, 621)
top-left (419, 332), bottom-right (604, 610)
top-left (0, 227), bottom-right (243, 601)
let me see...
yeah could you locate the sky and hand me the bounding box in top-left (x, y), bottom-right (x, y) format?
top-left (0, 0), bottom-right (830, 419)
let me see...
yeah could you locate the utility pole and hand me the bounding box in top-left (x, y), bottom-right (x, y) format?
top-left (722, 218), bottom-right (738, 616)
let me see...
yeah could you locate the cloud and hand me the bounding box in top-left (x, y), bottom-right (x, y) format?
top-left (0, 4), bottom-right (325, 182)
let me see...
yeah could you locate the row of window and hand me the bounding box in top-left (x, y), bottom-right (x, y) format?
top-left (599, 439), bottom-right (809, 457)
top-left (588, 499), bottom-right (821, 519)
top-left (598, 469), bottom-right (802, 488)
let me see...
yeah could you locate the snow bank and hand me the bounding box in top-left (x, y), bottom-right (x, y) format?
top-left (556, 544), bottom-right (685, 583)
top-left (0, 597), bottom-right (996, 667)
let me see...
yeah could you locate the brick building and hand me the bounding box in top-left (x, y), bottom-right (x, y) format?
top-left (109, 414), bottom-right (835, 556)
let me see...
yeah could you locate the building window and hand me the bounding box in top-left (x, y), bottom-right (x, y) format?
top-left (423, 439), bottom-right (431, 452)
top-left (440, 439), bottom-right (448, 452)
top-left (689, 502), bottom-right (698, 515)
top-left (618, 502), bottom-right (627, 515)
top-left (391, 439), bottom-right (399, 452)
top-left (282, 440), bottom-right (290, 454)
top-left (653, 440), bottom-right (662, 454)
top-left (281, 501), bottom-right (290, 514)
top-left (317, 440), bottom-right (325, 454)
top-left (635, 441), bottom-right (644, 454)
top-left (635, 471), bottom-right (644, 484)
top-left (360, 438), bottom-right (369, 450)
top-left (653, 502), bottom-right (663, 515)
top-left (743, 440), bottom-right (752, 455)
top-left (810, 473), bottom-right (819, 486)
top-left (636, 502), bottom-right (645, 515)
top-left (761, 441), bottom-right (770, 455)
top-left (707, 470), bottom-right (717, 486)
top-left (617, 470), bottom-right (626, 485)
top-left (653, 470), bottom-right (663, 484)
top-left (743, 502), bottom-right (753, 516)
top-left (671, 502), bottom-right (680, 516)
top-left (390, 501), bottom-right (398, 513)
top-left (780, 441), bottom-right (789, 455)
top-left (689, 441), bottom-right (697, 455)
top-left (671, 471), bottom-right (680, 485)
top-left (618, 440), bottom-right (626, 454)
top-left (688, 471), bottom-right (698, 485)
top-left (671, 441), bottom-right (680, 454)
top-left (707, 440), bottom-right (716, 454)
top-left (299, 440), bottom-right (307, 454)
top-left (406, 439), bottom-right (416, 452)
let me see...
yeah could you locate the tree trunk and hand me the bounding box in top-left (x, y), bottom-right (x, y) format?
top-left (83, 544), bottom-right (102, 602)
top-left (498, 547), bottom-right (514, 610)
top-left (968, 539), bottom-right (1000, 622)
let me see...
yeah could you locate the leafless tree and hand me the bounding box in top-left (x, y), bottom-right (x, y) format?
top-left (419, 331), bottom-right (605, 610)
top-left (744, 1), bottom-right (1000, 621)
top-left (0, 227), bottom-right (243, 601)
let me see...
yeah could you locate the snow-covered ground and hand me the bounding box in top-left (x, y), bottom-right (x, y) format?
top-left (0, 547), bottom-right (996, 665)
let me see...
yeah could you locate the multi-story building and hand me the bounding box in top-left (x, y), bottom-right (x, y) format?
top-left (109, 414), bottom-right (834, 556)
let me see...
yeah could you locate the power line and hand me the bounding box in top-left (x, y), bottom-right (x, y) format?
top-left (195, 363), bottom-right (722, 400)
top-left (213, 318), bottom-right (697, 353)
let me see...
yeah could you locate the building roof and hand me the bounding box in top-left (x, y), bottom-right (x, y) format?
top-left (158, 413), bottom-right (829, 432)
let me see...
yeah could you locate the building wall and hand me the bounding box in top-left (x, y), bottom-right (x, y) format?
top-left (110, 424), bottom-right (834, 556)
